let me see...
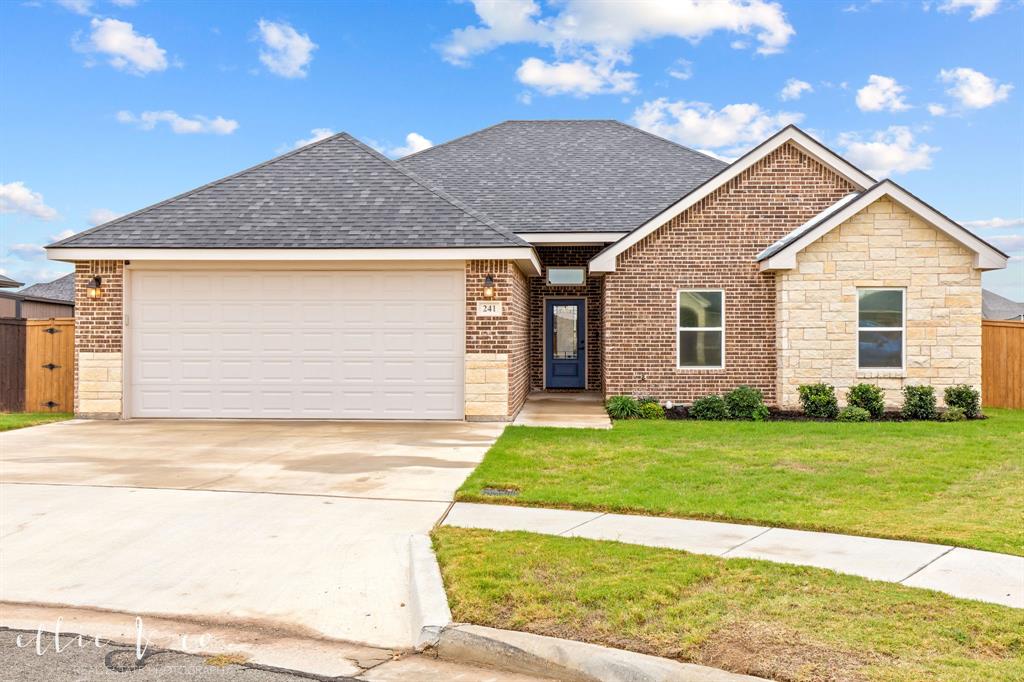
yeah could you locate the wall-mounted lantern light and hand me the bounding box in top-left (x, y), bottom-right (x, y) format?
top-left (482, 274), bottom-right (495, 299)
top-left (86, 276), bottom-right (103, 299)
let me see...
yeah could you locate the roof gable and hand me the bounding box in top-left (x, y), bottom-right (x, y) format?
top-left (758, 180), bottom-right (1008, 271)
top-left (50, 133), bottom-right (528, 250)
top-left (399, 120), bottom-right (727, 234)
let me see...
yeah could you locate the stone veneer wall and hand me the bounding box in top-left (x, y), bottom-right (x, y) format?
top-left (74, 260), bottom-right (124, 418)
top-left (603, 142), bottom-right (856, 404)
top-left (777, 197), bottom-right (982, 407)
top-left (530, 245), bottom-right (603, 390)
top-left (465, 259), bottom-right (531, 420)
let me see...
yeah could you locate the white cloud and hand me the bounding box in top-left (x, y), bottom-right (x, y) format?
top-left (292, 128), bottom-right (336, 149)
top-left (0, 181), bottom-right (58, 220)
top-left (440, 0), bottom-right (794, 96)
top-left (855, 74), bottom-right (910, 112)
top-left (780, 78), bottom-right (812, 101)
top-left (80, 18), bottom-right (167, 75)
top-left (937, 0), bottom-right (1000, 20)
top-left (516, 56), bottom-right (637, 96)
top-left (110, 0), bottom-right (138, 6)
top-left (632, 99), bottom-right (803, 155)
top-left (117, 110), bottom-right (239, 135)
top-left (927, 103), bottom-right (947, 116)
top-left (838, 126), bottom-right (938, 177)
top-left (667, 58), bottom-right (693, 81)
top-left (88, 208), bottom-right (121, 225)
top-left (388, 132), bottom-right (434, 158)
top-left (7, 243), bottom-right (46, 260)
top-left (960, 217), bottom-right (1024, 230)
top-left (988, 234), bottom-right (1024, 252)
top-left (57, 0), bottom-right (93, 15)
top-left (257, 19), bottom-right (316, 78)
top-left (0, 263), bottom-right (70, 287)
top-left (939, 67), bottom-right (1012, 109)
top-left (51, 229), bottom-right (76, 241)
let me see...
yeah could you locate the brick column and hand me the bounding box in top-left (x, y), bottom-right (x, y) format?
top-left (74, 260), bottom-right (124, 418)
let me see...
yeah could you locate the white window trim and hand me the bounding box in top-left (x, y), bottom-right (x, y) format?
top-left (856, 287), bottom-right (906, 371)
top-left (546, 267), bottom-right (586, 286)
top-left (676, 289), bottom-right (725, 370)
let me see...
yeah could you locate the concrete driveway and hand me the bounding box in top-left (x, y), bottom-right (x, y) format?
top-left (0, 419), bottom-right (503, 649)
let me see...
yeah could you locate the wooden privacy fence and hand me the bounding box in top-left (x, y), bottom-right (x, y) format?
top-left (0, 318), bottom-right (74, 413)
top-left (982, 319), bottom-right (1024, 409)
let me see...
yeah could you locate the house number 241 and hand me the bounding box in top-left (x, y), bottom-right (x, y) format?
top-left (477, 301), bottom-right (503, 317)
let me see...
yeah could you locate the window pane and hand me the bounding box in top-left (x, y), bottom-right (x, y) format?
top-left (859, 290), bottom-right (903, 328)
top-left (552, 305), bottom-right (578, 359)
top-left (859, 330), bottom-right (903, 368)
top-left (679, 330), bottom-right (722, 367)
top-left (678, 291), bottom-right (722, 328)
top-left (547, 267), bottom-right (586, 285)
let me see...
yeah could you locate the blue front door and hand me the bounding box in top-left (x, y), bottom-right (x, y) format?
top-left (545, 299), bottom-right (585, 389)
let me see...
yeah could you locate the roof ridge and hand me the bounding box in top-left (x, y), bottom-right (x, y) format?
top-left (339, 134), bottom-right (528, 247)
top-left (396, 120), bottom-right (511, 163)
top-left (49, 131), bottom-right (353, 248)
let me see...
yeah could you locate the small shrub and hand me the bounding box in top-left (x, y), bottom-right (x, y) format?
top-left (847, 383), bottom-right (885, 419)
top-left (902, 385), bottom-right (937, 420)
top-left (606, 395), bottom-right (642, 420)
top-left (690, 395), bottom-right (729, 420)
top-left (636, 396), bottom-right (659, 406)
top-left (724, 385), bottom-right (767, 421)
top-left (939, 406), bottom-right (966, 422)
top-left (944, 384), bottom-right (980, 418)
top-left (837, 406), bottom-right (871, 422)
top-left (639, 402), bottom-right (666, 419)
top-left (798, 383), bottom-right (839, 419)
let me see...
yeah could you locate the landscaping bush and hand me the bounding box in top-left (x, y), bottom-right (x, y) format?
top-left (605, 395), bottom-right (642, 420)
top-left (902, 385), bottom-right (937, 420)
top-left (847, 383), bottom-right (885, 419)
top-left (939, 406), bottom-right (966, 422)
top-left (639, 402), bottom-right (666, 420)
top-left (798, 383), bottom-right (839, 419)
top-left (724, 385), bottom-right (769, 421)
top-left (690, 395), bottom-right (729, 420)
top-left (636, 396), bottom-right (659, 406)
top-left (944, 384), bottom-right (980, 418)
top-left (837, 406), bottom-right (871, 422)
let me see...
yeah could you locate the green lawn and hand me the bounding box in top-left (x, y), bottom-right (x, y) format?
top-left (457, 408), bottom-right (1024, 555)
top-left (434, 527), bottom-right (1024, 682)
top-left (0, 412), bottom-right (73, 431)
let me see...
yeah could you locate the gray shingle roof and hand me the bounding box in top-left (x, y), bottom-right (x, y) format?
top-left (399, 120), bottom-right (727, 233)
top-left (0, 274), bottom-right (24, 288)
top-left (19, 273), bottom-right (74, 303)
top-left (51, 133), bottom-right (528, 249)
top-left (983, 289), bottom-right (1024, 321)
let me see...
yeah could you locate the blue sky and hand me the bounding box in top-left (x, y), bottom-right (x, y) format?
top-left (2, 0), bottom-right (1021, 298)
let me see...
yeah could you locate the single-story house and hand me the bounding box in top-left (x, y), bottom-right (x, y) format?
top-left (982, 289), bottom-right (1024, 321)
top-left (0, 273), bottom-right (75, 319)
top-left (46, 121), bottom-right (1008, 420)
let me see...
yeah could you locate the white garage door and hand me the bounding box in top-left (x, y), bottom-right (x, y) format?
top-left (128, 269), bottom-right (464, 419)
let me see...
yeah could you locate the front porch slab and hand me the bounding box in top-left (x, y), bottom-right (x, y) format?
top-left (512, 391), bottom-right (611, 429)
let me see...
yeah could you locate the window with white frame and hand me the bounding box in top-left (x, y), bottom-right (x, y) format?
top-left (857, 288), bottom-right (904, 369)
top-left (546, 267), bottom-right (586, 286)
top-left (677, 290), bottom-right (724, 368)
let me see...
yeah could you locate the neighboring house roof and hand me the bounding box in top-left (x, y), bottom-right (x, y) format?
top-left (983, 289), bottom-right (1024, 320)
top-left (0, 274), bottom-right (23, 288)
top-left (757, 179), bottom-right (1008, 271)
top-left (399, 120), bottom-right (728, 234)
top-left (49, 133), bottom-right (528, 250)
top-left (589, 125), bottom-right (877, 272)
top-left (18, 273), bottom-right (74, 303)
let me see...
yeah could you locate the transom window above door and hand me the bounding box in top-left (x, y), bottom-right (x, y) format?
top-left (678, 290), bottom-right (724, 369)
top-left (546, 267), bottom-right (586, 286)
top-left (858, 288), bottom-right (905, 369)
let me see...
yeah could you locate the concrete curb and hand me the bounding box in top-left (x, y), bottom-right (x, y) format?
top-left (436, 624), bottom-right (769, 682)
top-left (407, 534), bottom-right (452, 650)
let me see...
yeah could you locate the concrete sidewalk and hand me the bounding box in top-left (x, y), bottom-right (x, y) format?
top-left (443, 503), bottom-right (1024, 608)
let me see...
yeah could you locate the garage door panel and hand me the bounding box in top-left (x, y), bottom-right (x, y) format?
top-left (130, 269), bottom-right (464, 419)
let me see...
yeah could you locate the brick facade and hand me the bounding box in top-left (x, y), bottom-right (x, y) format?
top-left (74, 260), bottom-right (124, 417)
top-left (602, 142), bottom-right (856, 404)
top-left (464, 259), bottom-right (531, 420)
top-left (531, 246), bottom-right (603, 390)
top-left (777, 197), bottom-right (982, 407)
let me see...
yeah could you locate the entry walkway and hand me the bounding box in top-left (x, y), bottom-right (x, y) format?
top-left (443, 502), bottom-right (1024, 609)
top-left (512, 391), bottom-right (612, 429)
